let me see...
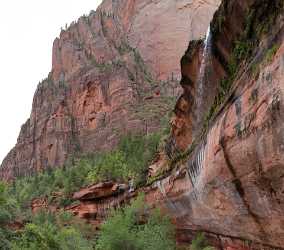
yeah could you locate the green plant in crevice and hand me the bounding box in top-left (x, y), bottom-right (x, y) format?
top-left (203, 77), bottom-right (232, 129)
top-left (232, 40), bottom-right (253, 65)
top-left (209, 0), bottom-right (284, 129)
top-left (133, 49), bottom-right (154, 84)
top-left (204, 38), bottom-right (253, 128)
top-left (189, 233), bottom-right (214, 250)
top-left (250, 43), bottom-right (280, 80)
top-left (90, 56), bottom-right (112, 72)
top-left (117, 41), bottom-right (133, 55)
top-left (264, 44), bottom-right (280, 64)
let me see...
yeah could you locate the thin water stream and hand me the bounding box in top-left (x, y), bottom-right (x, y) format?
top-left (195, 26), bottom-right (212, 134)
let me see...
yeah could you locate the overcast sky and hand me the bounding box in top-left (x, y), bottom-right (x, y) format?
top-left (0, 0), bottom-right (102, 164)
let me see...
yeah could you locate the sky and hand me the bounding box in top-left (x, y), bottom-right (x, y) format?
top-left (0, 0), bottom-right (102, 164)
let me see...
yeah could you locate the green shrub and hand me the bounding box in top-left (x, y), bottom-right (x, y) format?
top-left (6, 132), bottom-right (161, 224)
top-left (11, 211), bottom-right (95, 250)
top-left (87, 150), bottom-right (129, 183)
top-left (96, 194), bottom-right (175, 250)
top-left (189, 233), bottom-right (214, 250)
top-left (0, 182), bottom-right (20, 224)
top-left (264, 44), bottom-right (280, 64)
top-left (8, 159), bottom-right (94, 213)
top-left (0, 227), bottom-right (16, 250)
top-left (87, 133), bottom-right (161, 186)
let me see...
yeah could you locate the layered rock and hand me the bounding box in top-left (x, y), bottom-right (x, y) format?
top-left (0, 0), bottom-right (220, 180)
top-left (66, 182), bottom-right (132, 229)
top-left (4, 0), bottom-right (284, 249)
top-left (68, 37), bottom-right (284, 248)
top-left (153, 0), bottom-right (284, 247)
top-left (36, 0), bottom-right (284, 249)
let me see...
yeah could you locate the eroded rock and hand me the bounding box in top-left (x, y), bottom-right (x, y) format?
top-left (0, 0), bottom-right (220, 180)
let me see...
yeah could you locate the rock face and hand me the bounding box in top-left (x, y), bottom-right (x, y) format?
top-left (34, 0), bottom-right (284, 249)
top-left (155, 0), bottom-right (284, 248)
top-left (4, 0), bottom-right (284, 249)
top-left (66, 181), bottom-right (133, 229)
top-left (0, 0), bottom-right (219, 180)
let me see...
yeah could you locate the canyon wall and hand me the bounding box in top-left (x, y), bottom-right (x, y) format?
top-left (0, 0), bottom-right (219, 180)
top-left (3, 0), bottom-right (284, 249)
top-left (40, 1), bottom-right (284, 249)
top-left (151, 1), bottom-right (284, 248)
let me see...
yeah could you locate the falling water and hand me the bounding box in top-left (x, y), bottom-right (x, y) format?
top-left (155, 28), bottom-right (212, 206)
top-left (187, 144), bottom-right (205, 188)
top-left (157, 180), bottom-right (177, 212)
top-left (194, 26), bottom-right (212, 134)
top-left (157, 180), bottom-right (167, 197)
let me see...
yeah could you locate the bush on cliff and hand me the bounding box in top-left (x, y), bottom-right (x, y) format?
top-left (87, 133), bottom-right (161, 186)
top-left (8, 132), bottom-right (160, 210)
top-left (8, 158), bottom-right (94, 210)
top-left (11, 210), bottom-right (95, 250)
top-left (0, 182), bottom-right (20, 224)
top-left (189, 233), bottom-right (214, 250)
top-left (95, 194), bottom-right (176, 250)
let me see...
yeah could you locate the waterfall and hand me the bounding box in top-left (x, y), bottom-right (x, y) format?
top-left (157, 180), bottom-right (177, 212)
top-left (195, 26), bottom-right (212, 134)
top-left (157, 180), bottom-right (167, 197)
top-left (187, 144), bottom-right (205, 187)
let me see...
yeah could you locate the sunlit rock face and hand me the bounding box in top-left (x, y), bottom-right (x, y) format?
top-left (0, 0), bottom-right (219, 180)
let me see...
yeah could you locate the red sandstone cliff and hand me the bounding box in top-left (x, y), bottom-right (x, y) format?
top-left (3, 0), bottom-right (284, 249)
top-left (149, 1), bottom-right (284, 248)
top-left (29, 1), bottom-right (284, 249)
top-left (0, 0), bottom-right (219, 180)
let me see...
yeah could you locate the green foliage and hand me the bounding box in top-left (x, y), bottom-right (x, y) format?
top-left (96, 194), bottom-right (175, 250)
top-left (8, 158), bottom-right (94, 215)
top-left (11, 211), bottom-right (95, 250)
top-left (0, 182), bottom-right (20, 224)
top-left (250, 43), bottom-right (280, 80)
top-left (203, 77), bottom-right (231, 128)
top-left (264, 44), bottom-right (280, 64)
top-left (1, 206), bottom-right (95, 250)
top-left (87, 133), bottom-right (161, 186)
top-left (0, 228), bottom-right (18, 250)
top-left (117, 41), bottom-right (133, 55)
top-left (133, 49), bottom-right (154, 83)
top-left (6, 132), bottom-right (160, 219)
top-left (90, 57), bottom-right (112, 72)
top-left (189, 233), bottom-right (214, 250)
top-left (2, 131), bottom-right (166, 248)
top-left (87, 151), bottom-right (129, 183)
top-left (232, 40), bottom-right (253, 66)
top-left (209, 0), bottom-right (284, 128)
top-left (0, 182), bottom-right (22, 249)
